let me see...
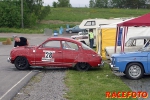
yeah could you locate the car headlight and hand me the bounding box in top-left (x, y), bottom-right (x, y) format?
top-left (111, 57), bottom-right (115, 65)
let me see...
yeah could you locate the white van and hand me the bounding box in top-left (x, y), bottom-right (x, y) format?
top-left (71, 18), bottom-right (126, 46)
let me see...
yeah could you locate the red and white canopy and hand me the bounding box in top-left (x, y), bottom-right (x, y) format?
top-left (115, 13), bottom-right (150, 52)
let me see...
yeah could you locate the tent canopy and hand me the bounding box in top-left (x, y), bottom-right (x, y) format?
top-left (115, 13), bottom-right (150, 52)
top-left (117, 13), bottom-right (150, 27)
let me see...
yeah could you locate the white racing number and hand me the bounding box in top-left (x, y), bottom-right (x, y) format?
top-left (42, 50), bottom-right (55, 62)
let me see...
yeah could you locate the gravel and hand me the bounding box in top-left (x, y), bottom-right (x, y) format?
top-left (13, 68), bottom-right (68, 100)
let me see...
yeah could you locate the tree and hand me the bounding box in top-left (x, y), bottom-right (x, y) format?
top-left (89, 0), bottom-right (96, 8)
top-left (52, 1), bottom-right (58, 8)
top-left (57, 0), bottom-right (71, 7)
top-left (38, 5), bottom-right (51, 21)
top-left (0, 0), bottom-right (50, 28)
top-left (0, 0), bottom-right (21, 27)
top-left (95, 0), bottom-right (108, 8)
top-left (110, 0), bottom-right (148, 8)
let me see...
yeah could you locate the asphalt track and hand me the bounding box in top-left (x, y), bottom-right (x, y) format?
top-left (0, 33), bottom-right (50, 100)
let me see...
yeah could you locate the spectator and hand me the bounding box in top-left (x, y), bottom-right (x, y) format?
top-left (13, 35), bottom-right (29, 47)
top-left (89, 29), bottom-right (94, 48)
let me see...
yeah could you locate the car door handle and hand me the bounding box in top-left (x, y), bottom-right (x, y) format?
top-left (58, 51), bottom-right (62, 53)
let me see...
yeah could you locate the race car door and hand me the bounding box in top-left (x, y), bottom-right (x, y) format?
top-left (62, 41), bottom-right (80, 66)
top-left (35, 40), bottom-right (63, 66)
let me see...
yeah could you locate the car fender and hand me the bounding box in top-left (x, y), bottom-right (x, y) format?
top-left (115, 57), bottom-right (147, 73)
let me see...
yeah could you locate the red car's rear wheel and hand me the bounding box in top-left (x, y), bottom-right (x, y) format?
top-left (75, 62), bottom-right (90, 71)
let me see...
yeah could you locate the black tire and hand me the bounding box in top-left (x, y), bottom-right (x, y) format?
top-left (125, 63), bottom-right (144, 80)
top-left (75, 62), bottom-right (90, 71)
top-left (14, 56), bottom-right (29, 70)
top-left (69, 30), bottom-right (72, 33)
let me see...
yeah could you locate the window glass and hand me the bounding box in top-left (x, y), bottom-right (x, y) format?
top-left (43, 41), bottom-right (60, 48)
top-left (82, 43), bottom-right (92, 50)
top-left (136, 39), bottom-right (145, 46)
top-left (85, 21), bottom-right (96, 26)
top-left (75, 25), bottom-right (79, 29)
top-left (62, 41), bottom-right (78, 50)
top-left (126, 39), bottom-right (147, 47)
top-left (91, 21), bottom-right (96, 25)
top-left (125, 39), bottom-right (133, 46)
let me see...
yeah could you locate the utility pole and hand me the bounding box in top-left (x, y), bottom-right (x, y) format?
top-left (21, 0), bottom-right (24, 28)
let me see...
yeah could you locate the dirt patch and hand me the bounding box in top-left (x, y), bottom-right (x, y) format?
top-left (40, 20), bottom-right (80, 25)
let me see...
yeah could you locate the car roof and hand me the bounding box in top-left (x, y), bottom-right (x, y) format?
top-left (47, 37), bottom-right (82, 44)
top-left (129, 36), bottom-right (150, 39)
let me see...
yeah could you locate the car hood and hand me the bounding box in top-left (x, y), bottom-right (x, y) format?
top-left (12, 45), bottom-right (37, 51)
top-left (66, 28), bottom-right (72, 30)
top-left (71, 35), bottom-right (82, 38)
top-left (112, 51), bottom-right (148, 58)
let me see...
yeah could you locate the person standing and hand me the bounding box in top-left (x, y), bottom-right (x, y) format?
top-left (13, 35), bottom-right (29, 47)
top-left (89, 29), bottom-right (94, 48)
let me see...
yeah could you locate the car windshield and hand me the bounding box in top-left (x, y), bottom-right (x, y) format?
top-left (138, 40), bottom-right (150, 51)
top-left (139, 43), bottom-right (150, 51)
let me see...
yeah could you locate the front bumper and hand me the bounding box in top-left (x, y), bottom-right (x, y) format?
top-left (98, 61), bottom-right (104, 67)
top-left (109, 63), bottom-right (119, 71)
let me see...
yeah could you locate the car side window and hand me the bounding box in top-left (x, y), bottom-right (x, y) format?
top-left (125, 39), bottom-right (133, 46)
top-left (74, 25), bottom-right (79, 29)
top-left (136, 39), bottom-right (145, 46)
top-left (43, 41), bottom-right (61, 48)
top-left (62, 41), bottom-right (78, 50)
top-left (85, 21), bottom-right (96, 26)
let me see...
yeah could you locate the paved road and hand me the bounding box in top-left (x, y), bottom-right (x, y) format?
top-left (0, 33), bottom-right (50, 100)
top-left (114, 72), bottom-right (150, 100)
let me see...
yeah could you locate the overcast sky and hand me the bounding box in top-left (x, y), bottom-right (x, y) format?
top-left (43, 0), bottom-right (89, 7)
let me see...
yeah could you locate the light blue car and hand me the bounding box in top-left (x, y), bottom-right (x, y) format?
top-left (110, 44), bottom-right (150, 80)
top-left (66, 25), bottom-right (86, 33)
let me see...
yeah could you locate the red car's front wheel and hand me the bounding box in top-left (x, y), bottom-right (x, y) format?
top-left (14, 56), bottom-right (29, 70)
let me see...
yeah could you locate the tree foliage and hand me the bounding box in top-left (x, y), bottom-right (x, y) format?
top-left (89, 0), bottom-right (95, 8)
top-left (52, 0), bottom-right (71, 7)
top-left (89, 0), bottom-right (150, 8)
top-left (53, 1), bottom-right (58, 8)
top-left (58, 0), bottom-right (69, 7)
top-left (0, 0), bottom-right (50, 28)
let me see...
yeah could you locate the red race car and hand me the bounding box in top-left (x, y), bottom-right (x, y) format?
top-left (8, 37), bottom-right (103, 71)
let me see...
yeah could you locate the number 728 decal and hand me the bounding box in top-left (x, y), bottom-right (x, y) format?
top-left (42, 50), bottom-right (55, 62)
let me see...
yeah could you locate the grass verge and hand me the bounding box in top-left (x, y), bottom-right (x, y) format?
top-left (65, 64), bottom-right (137, 100)
top-left (0, 37), bottom-right (13, 42)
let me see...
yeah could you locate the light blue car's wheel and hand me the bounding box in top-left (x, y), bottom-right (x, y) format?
top-left (125, 63), bottom-right (144, 80)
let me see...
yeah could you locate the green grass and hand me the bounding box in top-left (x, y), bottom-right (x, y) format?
top-left (65, 64), bottom-right (137, 100)
top-left (45, 8), bottom-right (150, 21)
top-left (0, 37), bottom-right (13, 42)
top-left (0, 27), bottom-right (43, 34)
top-left (0, 8), bottom-right (150, 33)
